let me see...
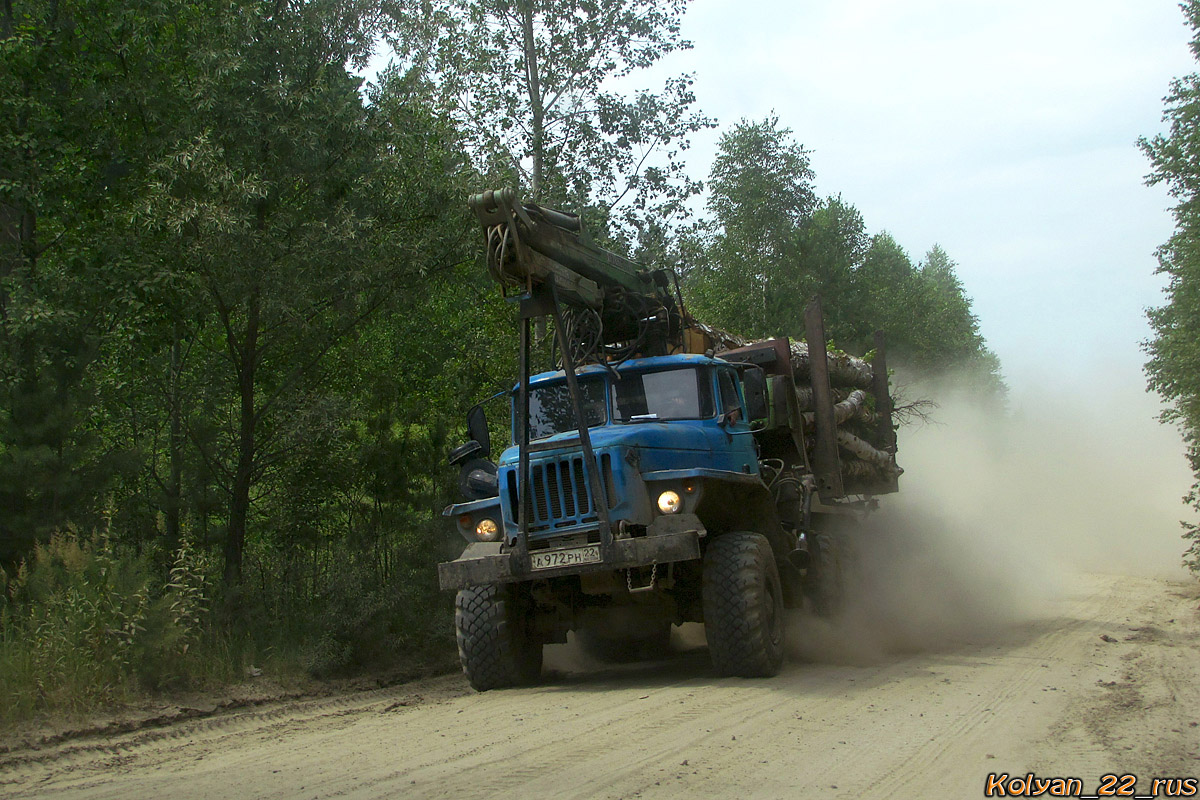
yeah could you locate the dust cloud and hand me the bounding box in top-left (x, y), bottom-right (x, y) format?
top-left (547, 382), bottom-right (1196, 672)
top-left (788, 381), bottom-right (1196, 665)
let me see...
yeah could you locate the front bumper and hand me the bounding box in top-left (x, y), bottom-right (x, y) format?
top-left (437, 530), bottom-right (701, 591)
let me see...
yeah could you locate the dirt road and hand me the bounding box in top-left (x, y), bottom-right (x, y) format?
top-left (1, 572), bottom-right (1197, 799)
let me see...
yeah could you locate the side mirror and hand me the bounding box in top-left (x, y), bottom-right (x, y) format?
top-left (742, 366), bottom-right (768, 423)
top-left (460, 459), bottom-right (499, 500)
top-left (467, 404), bottom-right (491, 459)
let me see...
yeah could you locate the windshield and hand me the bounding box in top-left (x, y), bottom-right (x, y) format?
top-left (524, 378), bottom-right (607, 440)
top-left (612, 367), bottom-right (714, 422)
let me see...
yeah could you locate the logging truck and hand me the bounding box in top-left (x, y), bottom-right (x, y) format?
top-left (438, 189), bottom-right (902, 690)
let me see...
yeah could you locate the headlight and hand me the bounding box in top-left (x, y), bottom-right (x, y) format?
top-left (657, 490), bottom-right (681, 514)
top-left (475, 518), bottom-right (501, 541)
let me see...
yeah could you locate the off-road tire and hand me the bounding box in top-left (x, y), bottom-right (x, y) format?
top-left (809, 528), bottom-right (848, 618)
top-left (702, 532), bottom-right (786, 677)
top-left (455, 583), bottom-right (543, 691)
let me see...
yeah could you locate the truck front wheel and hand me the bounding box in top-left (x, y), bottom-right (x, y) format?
top-left (702, 532), bottom-right (786, 677)
top-left (455, 583), bottom-right (543, 691)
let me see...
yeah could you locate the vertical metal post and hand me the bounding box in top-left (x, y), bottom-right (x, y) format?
top-left (872, 330), bottom-right (896, 455)
top-left (804, 297), bottom-right (844, 501)
top-left (547, 283), bottom-right (614, 555)
top-left (515, 314), bottom-right (532, 567)
top-left (872, 329), bottom-right (899, 493)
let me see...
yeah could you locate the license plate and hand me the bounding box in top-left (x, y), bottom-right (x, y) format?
top-left (530, 545), bottom-right (601, 571)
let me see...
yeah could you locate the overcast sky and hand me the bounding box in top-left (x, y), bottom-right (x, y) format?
top-left (655, 0), bottom-right (1196, 398)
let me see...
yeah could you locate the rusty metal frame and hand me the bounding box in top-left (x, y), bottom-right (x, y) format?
top-left (546, 282), bottom-right (614, 559)
top-left (804, 298), bottom-right (844, 501)
top-left (872, 330), bottom-right (896, 455)
top-left (511, 282), bottom-right (614, 575)
top-left (871, 329), bottom-right (899, 494)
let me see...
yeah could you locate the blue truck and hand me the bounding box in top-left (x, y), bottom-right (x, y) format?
top-left (438, 190), bottom-right (901, 690)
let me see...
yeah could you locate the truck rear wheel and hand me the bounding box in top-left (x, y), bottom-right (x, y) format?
top-left (809, 528), bottom-right (848, 618)
top-left (702, 532), bottom-right (785, 677)
top-left (455, 583), bottom-right (543, 691)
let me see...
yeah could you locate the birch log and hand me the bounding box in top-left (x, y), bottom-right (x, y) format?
top-left (836, 429), bottom-right (898, 473)
top-left (788, 341), bottom-right (874, 391)
top-left (802, 389), bottom-right (871, 426)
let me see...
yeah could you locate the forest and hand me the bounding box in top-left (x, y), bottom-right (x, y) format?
top-left (1142, 0), bottom-right (1200, 579)
top-left (0, 0), bottom-right (1005, 721)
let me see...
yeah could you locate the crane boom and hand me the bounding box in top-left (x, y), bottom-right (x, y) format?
top-left (468, 188), bottom-right (685, 361)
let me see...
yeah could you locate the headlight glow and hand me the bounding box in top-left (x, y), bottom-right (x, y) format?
top-left (657, 490), bottom-right (682, 514)
top-left (475, 518), bottom-right (501, 541)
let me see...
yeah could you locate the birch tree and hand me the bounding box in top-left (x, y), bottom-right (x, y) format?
top-left (389, 0), bottom-right (711, 240)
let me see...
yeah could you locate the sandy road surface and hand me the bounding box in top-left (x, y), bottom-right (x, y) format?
top-left (2, 573), bottom-right (1198, 800)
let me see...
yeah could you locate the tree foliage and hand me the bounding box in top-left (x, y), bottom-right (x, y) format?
top-left (687, 116), bottom-right (816, 338)
top-left (1139, 0), bottom-right (1200, 573)
top-left (686, 116), bottom-right (1004, 400)
top-left (0, 0), bottom-right (484, 673)
top-left (127, 0), bottom-right (463, 588)
top-left (388, 0), bottom-right (712, 241)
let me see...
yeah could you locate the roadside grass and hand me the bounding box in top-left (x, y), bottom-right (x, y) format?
top-left (0, 533), bottom-right (235, 727)
top-left (0, 533), bottom-right (456, 731)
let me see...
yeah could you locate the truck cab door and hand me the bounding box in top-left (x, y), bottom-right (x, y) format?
top-left (707, 367), bottom-right (758, 475)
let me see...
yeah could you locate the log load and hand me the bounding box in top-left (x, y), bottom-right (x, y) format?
top-left (689, 315), bottom-right (902, 498)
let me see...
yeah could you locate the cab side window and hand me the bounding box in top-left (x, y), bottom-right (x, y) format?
top-left (717, 370), bottom-right (742, 421)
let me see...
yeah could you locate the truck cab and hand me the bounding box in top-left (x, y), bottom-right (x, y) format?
top-left (499, 355), bottom-right (755, 544)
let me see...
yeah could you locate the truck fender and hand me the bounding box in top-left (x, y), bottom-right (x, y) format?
top-left (694, 478), bottom-right (802, 606)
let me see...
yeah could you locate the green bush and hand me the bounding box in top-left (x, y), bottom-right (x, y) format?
top-left (0, 533), bottom-right (226, 724)
top-left (300, 557), bottom-right (453, 677)
top-left (0, 524), bottom-right (460, 726)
